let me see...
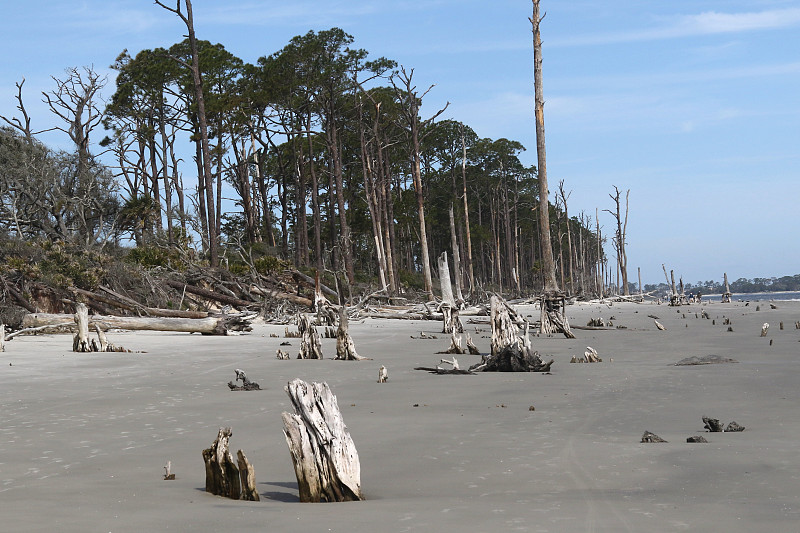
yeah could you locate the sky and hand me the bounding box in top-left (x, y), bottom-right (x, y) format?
top-left (2, 0), bottom-right (799, 286)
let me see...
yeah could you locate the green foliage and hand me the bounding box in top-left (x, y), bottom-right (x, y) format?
top-left (125, 245), bottom-right (185, 270)
top-left (253, 255), bottom-right (286, 276)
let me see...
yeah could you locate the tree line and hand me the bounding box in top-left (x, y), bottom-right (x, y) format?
top-left (1, 10), bottom-right (609, 298)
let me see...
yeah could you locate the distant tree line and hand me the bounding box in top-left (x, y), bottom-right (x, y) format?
top-left (644, 274), bottom-right (800, 295)
top-left (1, 20), bottom-right (606, 297)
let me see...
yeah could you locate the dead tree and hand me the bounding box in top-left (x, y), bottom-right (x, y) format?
top-left (26, 311), bottom-right (253, 335)
top-left (72, 303), bottom-right (91, 352)
top-left (604, 186), bottom-right (630, 296)
top-left (282, 379), bottom-right (364, 502)
top-left (471, 296), bottom-right (553, 372)
top-left (298, 314), bottom-right (323, 359)
top-left (335, 307), bottom-right (369, 360)
top-left (721, 273), bottom-right (732, 303)
top-left (202, 427), bottom-right (258, 501)
top-left (438, 252), bottom-right (463, 334)
top-left (530, 2), bottom-right (573, 338)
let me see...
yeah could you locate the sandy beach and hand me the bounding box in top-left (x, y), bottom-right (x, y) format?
top-left (1, 299), bottom-right (799, 532)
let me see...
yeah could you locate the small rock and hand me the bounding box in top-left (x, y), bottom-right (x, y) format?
top-left (687, 436), bottom-right (708, 443)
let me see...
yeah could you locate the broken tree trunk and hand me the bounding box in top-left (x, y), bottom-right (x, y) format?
top-left (23, 312), bottom-right (253, 335)
top-left (202, 427), bottom-right (241, 500)
top-left (298, 314), bottom-right (323, 359)
top-left (722, 273), bottom-right (732, 303)
top-left (282, 379), bottom-right (363, 502)
top-left (490, 295), bottom-right (519, 357)
top-left (237, 450), bottom-right (260, 501)
top-left (335, 307), bottom-right (369, 360)
top-left (539, 292), bottom-right (575, 338)
top-left (438, 252), bottom-right (463, 334)
top-left (73, 303), bottom-right (91, 352)
top-left (471, 321), bottom-right (553, 372)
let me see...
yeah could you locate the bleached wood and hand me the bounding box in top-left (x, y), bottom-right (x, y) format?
top-left (298, 314), bottom-right (323, 359)
top-left (73, 303), bottom-right (91, 352)
top-left (378, 365), bottom-right (388, 383)
top-left (282, 379), bottom-right (363, 502)
top-left (24, 312), bottom-right (250, 335)
top-left (335, 307), bottom-right (369, 360)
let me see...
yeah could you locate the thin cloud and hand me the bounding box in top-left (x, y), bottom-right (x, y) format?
top-left (553, 7), bottom-right (800, 46)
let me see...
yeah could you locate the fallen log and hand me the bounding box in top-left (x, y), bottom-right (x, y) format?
top-left (74, 287), bottom-right (210, 319)
top-left (165, 279), bottom-right (261, 309)
top-left (22, 312), bottom-right (254, 335)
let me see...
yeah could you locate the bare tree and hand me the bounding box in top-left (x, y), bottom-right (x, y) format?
top-left (42, 66), bottom-right (106, 179)
top-left (531, 0), bottom-right (573, 337)
top-left (391, 66), bottom-right (449, 299)
top-left (154, 0), bottom-right (219, 266)
top-left (604, 186), bottom-right (630, 296)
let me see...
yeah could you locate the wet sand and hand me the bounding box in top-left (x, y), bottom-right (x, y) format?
top-left (1, 299), bottom-right (799, 532)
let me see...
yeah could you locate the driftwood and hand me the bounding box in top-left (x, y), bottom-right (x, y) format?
top-left (335, 307), bottom-right (369, 360)
top-left (281, 379), bottom-right (363, 502)
top-left (202, 427), bottom-right (259, 501)
top-left (298, 314), bottom-right (323, 359)
top-left (539, 292), bottom-right (575, 338)
top-left (438, 252), bottom-right (463, 334)
top-left (469, 296), bottom-right (553, 372)
top-left (378, 365), bottom-right (388, 383)
top-left (0, 324), bottom-right (4, 352)
top-left (641, 431), bottom-right (668, 443)
top-left (571, 346), bottom-right (602, 363)
top-left (228, 369), bottom-right (261, 391)
top-left (23, 311), bottom-right (254, 335)
top-left (237, 450), bottom-right (260, 501)
top-left (760, 323), bottom-right (769, 337)
top-left (73, 303), bottom-right (91, 352)
top-left (675, 355), bottom-right (738, 366)
top-left (654, 319), bottom-right (666, 331)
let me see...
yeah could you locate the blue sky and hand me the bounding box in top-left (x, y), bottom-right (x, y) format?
top-left (2, 1), bottom-right (798, 285)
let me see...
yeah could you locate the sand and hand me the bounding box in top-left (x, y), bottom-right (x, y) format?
top-left (1, 299), bottom-right (799, 532)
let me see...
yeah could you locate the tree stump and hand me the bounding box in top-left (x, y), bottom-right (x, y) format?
top-left (298, 314), bottom-right (323, 359)
top-left (228, 369), bottom-right (261, 391)
top-left (237, 450), bottom-right (260, 501)
top-left (490, 295), bottom-right (519, 357)
top-left (378, 365), bottom-right (388, 383)
top-left (335, 307), bottom-right (369, 360)
top-left (760, 323), bottom-right (769, 337)
top-left (539, 292), bottom-right (575, 338)
top-left (641, 431), bottom-right (668, 443)
top-left (202, 427), bottom-right (241, 500)
top-left (471, 321), bottom-right (553, 373)
top-left (282, 379), bottom-right (363, 502)
top-left (73, 303), bottom-right (92, 352)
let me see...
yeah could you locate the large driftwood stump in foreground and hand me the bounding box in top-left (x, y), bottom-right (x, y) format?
top-left (282, 379), bottom-right (363, 502)
top-left (202, 427), bottom-right (259, 501)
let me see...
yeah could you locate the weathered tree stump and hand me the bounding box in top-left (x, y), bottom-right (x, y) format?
top-left (760, 323), bottom-right (769, 337)
top-left (282, 379), bottom-right (363, 502)
top-left (202, 427), bottom-right (241, 500)
top-left (73, 303), bottom-right (92, 352)
top-left (228, 369), bottom-right (261, 391)
top-left (539, 292), bottom-right (575, 338)
top-left (471, 321), bottom-right (553, 373)
top-left (237, 450), bottom-right (260, 501)
top-left (377, 365), bottom-right (388, 383)
top-left (335, 308), bottom-right (369, 360)
top-left (725, 421), bottom-right (745, 432)
top-left (298, 314), bottom-right (323, 359)
top-left (687, 436), bottom-right (708, 443)
top-left (490, 295), bottom-right (519, 357)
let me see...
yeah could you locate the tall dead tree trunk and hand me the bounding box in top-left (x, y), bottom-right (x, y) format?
top-left (155, 0), bottom-right (218, 266)
top-left (531, 1), bottom-right (573, 338)
top-left (605, 186), bottom-right (630, 295)
top-left (461, 127), bottom-right (475, 294)
top-left (722, 272), bottom-right (732, 303)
